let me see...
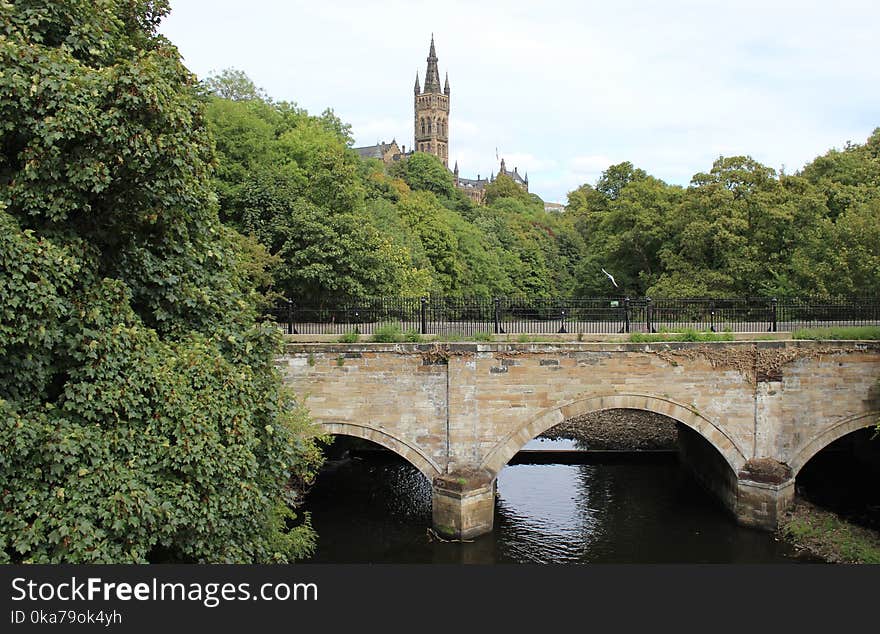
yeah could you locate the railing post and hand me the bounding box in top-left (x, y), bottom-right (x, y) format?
top-left (646, 296), bottom-right (653, 333)
top-left (624, 297), bottom-right (630, 334)
top-left (493, 298), bottom-right (500, 334)
top-left (770, 297), bottom-right (778, 333)
top-left (420, 297), bottom-right (428, 335)
top-left (286, 298), bottom-right (294, 335)
top-left (558, 305), bottom-right (567, 334)
top-left (710, 301), bottom-right (716, 333)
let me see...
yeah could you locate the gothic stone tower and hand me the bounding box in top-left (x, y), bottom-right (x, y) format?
top-left (414, 35), bottom-right (450, 167)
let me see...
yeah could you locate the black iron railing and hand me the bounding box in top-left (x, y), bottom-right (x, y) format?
top-left (265, 296), bottom-right (880, 336)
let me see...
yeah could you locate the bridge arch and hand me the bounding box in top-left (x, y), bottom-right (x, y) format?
top-left (479, 393), bottom-right (748, 477)
top-left (317, 421), bottom-right (442, 480)
top-left (788, 410), bottom-right (880, 476)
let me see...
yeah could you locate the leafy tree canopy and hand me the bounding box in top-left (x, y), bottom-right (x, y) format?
top-left (390, 151), bottom-right (456, 198)
top-left (0, 1), bottom-right (322, 563)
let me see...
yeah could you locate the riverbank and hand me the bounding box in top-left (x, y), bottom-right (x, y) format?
top-left (779, 499), bottom-right (880, 563)
top-left (539, 409), bottom-right (678, 450)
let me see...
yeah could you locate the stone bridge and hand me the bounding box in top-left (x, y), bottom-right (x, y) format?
top-left (278, 341), bottom-right (880, 539)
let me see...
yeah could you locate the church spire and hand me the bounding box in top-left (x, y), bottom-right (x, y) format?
top-left (424, 34), bottom-right (441, 93)
top-left (414, 71), bottom-right (420, 95)
top-left (444, 72), bottom-right (450, 96)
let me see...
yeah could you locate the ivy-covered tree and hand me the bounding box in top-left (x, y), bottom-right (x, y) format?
top-left (0, 1), bottom-right (323, 563)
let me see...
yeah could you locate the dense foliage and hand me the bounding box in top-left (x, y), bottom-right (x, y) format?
top-left (204, 72), bottom-right (585, 301)
top-left (206, 71), bottom-right (880, 303)
top-left (568, 139), bottom-right (880, 297)
top-left (0, 1), bottom-right (322, 563)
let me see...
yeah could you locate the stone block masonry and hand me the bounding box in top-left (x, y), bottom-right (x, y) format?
top-left (278, 341), bottom-right (880, 538)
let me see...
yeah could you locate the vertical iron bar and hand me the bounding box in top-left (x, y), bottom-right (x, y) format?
top-left (286, 298), bottom-right (293, 335)
top-left (420, 296), bottom-right (428, 335)
top-left (771, 297), bottom-right (778, 333)
top-left (646, 297), bottom-right (653, 333)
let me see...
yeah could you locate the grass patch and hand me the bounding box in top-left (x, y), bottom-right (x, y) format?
top-left (780, 501), bottom-right (880, 563)
top-left (369, 325), bottom-right (426, 343)
top-left (792, 326), bottom-right (880, 340)
top-left (371, 323), bottom-right (403, 342)
top-left (628, 328), bottom-right (735, 343)
top-left (473, 331), bottom-right (493, 342)
top-left (338, 331), bottom-right (360, 343)
top-left (403, 328), bottom-right (423, 342)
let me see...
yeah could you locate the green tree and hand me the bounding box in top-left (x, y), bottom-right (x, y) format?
top-left (204, 83), bottom-right (411, 301)
top-left (393, 152), bottom-right (456, 198)
top-left (484, 173), bottom-right (531, 205)
top-left (203, 68), bottom-right (270, 102)
top-left (800, 129), bottom-right (880, 221)
top-left (574, 176), bottom-right (680, 296)
top-left (0, 1), bottom-right (322, 563)
top-left (595, 161), bottom-right (648, 200)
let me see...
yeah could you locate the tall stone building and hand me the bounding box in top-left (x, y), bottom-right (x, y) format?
top-left (354, 36), bottom-right (530, 204)
top-left (413, 35), bottom-right (450, 167)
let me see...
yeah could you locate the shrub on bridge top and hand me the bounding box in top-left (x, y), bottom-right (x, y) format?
top-left (338, 331), bottom-right (360, 343)
top-left (371, 323), bottom-right (404, 342)
top-left (403, 328), bottom-right (423, 342)
top-left (0, 1), bottom-right (323, 563)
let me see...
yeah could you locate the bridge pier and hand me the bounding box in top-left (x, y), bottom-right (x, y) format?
top-left (432, 470), bottom-right (495, 540)
top-left (735, 466), bottom-right (796, 530)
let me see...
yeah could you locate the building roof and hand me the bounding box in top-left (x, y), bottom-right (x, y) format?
top-left (353, 141), bottom-right (399, 160)
top-left (457, 177), bottom-right (488, 189)
top-left (498, 157), bottom-right (527, 185)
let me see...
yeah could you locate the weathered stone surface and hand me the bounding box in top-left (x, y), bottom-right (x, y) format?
top-left (738, 458), bottom-right (793, 484)
top-left (736, 479), bottom-right (796, 530)
top-left (278, 340), bottom-right (880, 534)
top-left (432, 471), bottom-right (495, 540)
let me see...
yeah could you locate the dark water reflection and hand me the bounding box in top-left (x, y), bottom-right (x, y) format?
top-left (302, 453), bottom-right (808, 563)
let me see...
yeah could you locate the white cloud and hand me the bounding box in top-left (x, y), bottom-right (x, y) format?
top-left (350, 117), bottom-right (410, 148)
top-left (162, 0), bottom-right (880, 202)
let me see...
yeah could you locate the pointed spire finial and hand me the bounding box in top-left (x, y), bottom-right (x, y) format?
top-left (444, 71), bottom-right (450, 95)
top-left (414, 70), bottom-right (420, 94)
top-left (424, 35), bottom-right (441, 92)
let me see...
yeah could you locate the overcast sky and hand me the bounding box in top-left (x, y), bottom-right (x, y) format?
top-left (161, 0), bottom-right (879, 203)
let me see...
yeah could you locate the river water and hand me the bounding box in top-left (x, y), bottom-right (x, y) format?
top-left (301, 443), bottom-right (810, 563)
